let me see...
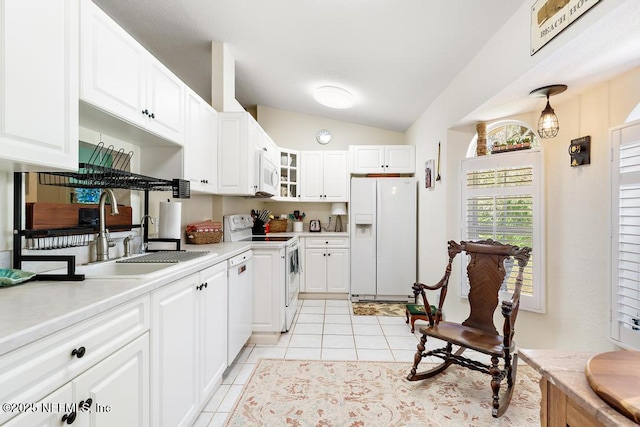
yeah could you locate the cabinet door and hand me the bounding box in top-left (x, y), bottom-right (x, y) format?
top-left (305, 249), bottom-right (328, 292)
top-left (300, 151), bottom-right (324, 201)
top-left (0, 0), bottom-right (79, 171)
top-left (184, 89), bottom-right (205, 185)
top-left (327, 249), bottom-right (349, 293)
top-left (201, 103), bottom-right (218, 191)
top-left (152, 275), bottom-right (199, 427)
top-left (2, 384), bottom-right (73, 427)
top-left (251, 248), bottom-right (285, 333)
top-left (217, 113), bottom-right (253, 195)
top-left (184, 89), bottom-right (217, 193)
top-left (145, 59), bottom-right (185, 144)
top-left (73, 334), bottom-right (149, 427)
top-left (385, 145), bottom-right (415, 174)
top-left (198, 262), bottom-right (227, 401)
top-left (351, 146), bottom-right (384, 174)
top-left (322, 151), bottom-right (348, 202)
top-left (80, 0), bottom-right (146, 128)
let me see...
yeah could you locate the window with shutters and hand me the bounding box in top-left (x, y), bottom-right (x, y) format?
top-left (461, 149), bottom-right (544, 313)
top-left (611, 120), bottom-right (640, 351)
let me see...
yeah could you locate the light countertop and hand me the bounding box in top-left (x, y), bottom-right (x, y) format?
top-left (519, 348), bottom-right (637, 427)
top-left (0, 242), bottom-right (251, 356)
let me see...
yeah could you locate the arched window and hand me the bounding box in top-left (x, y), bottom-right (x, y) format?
top-left (460, 120), bottom-right (545, 313)
top-left (465, 120), bottom-right (539, 158)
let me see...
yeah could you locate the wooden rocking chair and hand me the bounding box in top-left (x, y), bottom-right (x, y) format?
top-left (407, 239), bottom-right (531, 418)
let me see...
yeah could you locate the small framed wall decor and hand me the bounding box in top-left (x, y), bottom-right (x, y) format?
top-left (425, 159), bottom-right (434, 188)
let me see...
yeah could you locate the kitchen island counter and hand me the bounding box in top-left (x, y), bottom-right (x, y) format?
top-left (519, 348), bottom-right (637, 427)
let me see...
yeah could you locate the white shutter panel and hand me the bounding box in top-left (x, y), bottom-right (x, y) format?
top-left (461, 150), bottom-right (543, 312)
top-left (611, 122), bottom-right (640, 350)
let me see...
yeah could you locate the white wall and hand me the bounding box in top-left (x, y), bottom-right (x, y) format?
top-left (257, 105), bottom-right (404, 150)
top-left (406, 0), bottom-right (640, 351)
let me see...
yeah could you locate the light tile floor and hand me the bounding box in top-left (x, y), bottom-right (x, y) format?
top-left (193, 298), bottom-right (487, 426)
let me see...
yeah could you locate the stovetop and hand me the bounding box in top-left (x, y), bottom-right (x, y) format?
top-left (249, 236), bottom-right (292, 242)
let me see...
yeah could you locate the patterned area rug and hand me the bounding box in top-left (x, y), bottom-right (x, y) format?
top-left (352, 301), bottom-right (406, 316)
top-left (224, 359), bottom-right (541, 426)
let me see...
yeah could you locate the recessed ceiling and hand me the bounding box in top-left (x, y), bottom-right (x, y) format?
top-left (93, 0), bottom-right (529, 132)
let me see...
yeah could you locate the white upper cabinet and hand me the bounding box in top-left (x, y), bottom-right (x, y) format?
top-left (351, 145), bottom-right (415, 174)
top-left (80, 1), bottom-right (184, 145)
top-left (184, 87), bottom-right (217, 193)
top-left (0, 0), bottom-right (79, 172)
top-left (300, 151), bottom-right (348, 202)
top-left (217, 112), bottom-right (260, 196)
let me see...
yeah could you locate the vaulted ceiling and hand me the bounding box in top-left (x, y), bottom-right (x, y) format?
top-left (93, 1), bottom-right (640, 132)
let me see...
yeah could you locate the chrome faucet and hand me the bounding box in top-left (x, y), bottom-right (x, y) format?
top-left (96, 189), bottom-right (120, 261)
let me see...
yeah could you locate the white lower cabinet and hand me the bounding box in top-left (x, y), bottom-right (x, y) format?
top-left (251, 247), bottom-right (285, 334)
top-left (304, 237), bottom-right (349, 293)
top-left (0, 297), bottom-right (150, 426)
top-left (3, 384), bottom-right (73, 427)
top-left (151, 274), bottom-right (199, 427)
top-left (1, 259), bottom-right (232, 427)
top-left (151, 262), bottom-right (228, 427)
top-left (198, 262), bottom-right (227, 400)
top-left (72, 334), bottom-right (149, 426)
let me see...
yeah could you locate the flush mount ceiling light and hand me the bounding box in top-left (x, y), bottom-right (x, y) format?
top-left (529, 84), bottom-right (567, 139)
top-left (313, 85), bottom-right (354, 109)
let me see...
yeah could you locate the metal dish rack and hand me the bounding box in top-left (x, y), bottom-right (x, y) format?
top-left (13, 143), bottom-right (190, 280)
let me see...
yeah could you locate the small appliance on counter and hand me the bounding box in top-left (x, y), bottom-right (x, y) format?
top-left (309, 219), bottom-right (321, 232)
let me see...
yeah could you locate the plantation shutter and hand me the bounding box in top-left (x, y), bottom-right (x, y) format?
top-left (461, 150), bottom-right (544, 313)
top-left (611, 121), bottom-right (640, 350)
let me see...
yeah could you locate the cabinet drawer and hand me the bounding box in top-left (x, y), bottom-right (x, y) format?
top-left (306, 237), bottom-right (349, 248)
top-left (0, 296), bottom-right (150, 424)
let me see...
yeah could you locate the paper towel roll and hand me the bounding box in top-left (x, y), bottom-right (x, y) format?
top-left (158, 201), bottom-right (182, 239)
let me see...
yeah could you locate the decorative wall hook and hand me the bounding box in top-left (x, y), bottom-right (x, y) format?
top-left (569, 136), bottom-right (590, 167)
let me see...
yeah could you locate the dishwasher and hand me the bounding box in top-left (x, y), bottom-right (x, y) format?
top-left (227, 250), bottom-right (253, 365)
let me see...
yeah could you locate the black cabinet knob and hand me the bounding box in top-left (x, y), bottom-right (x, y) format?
top-left (149, 112), bottom-right (155, 119)
top-left (204, 282), bottom-right (208, 288)
top-left (62, 411), bottom-right (76, 424)
top-left (142, 109), bottom-right (149, 116)
top-left (71, 346), bottom-right (86, 359)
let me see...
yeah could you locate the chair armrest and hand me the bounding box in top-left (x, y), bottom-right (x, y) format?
top-left (412, 282), bottom-right (444, 325)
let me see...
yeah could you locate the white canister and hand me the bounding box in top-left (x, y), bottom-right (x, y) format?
top-left (293, 221), bottom-right (303, 232)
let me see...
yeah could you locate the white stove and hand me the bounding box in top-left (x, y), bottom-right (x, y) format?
top-left (223, 214), bottom-right (300, 332)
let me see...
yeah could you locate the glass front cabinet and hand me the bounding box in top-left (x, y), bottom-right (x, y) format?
top-left (278, 148), bottom-right (299, 200)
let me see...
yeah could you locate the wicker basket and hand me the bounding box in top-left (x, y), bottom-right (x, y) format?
top-left (269, 219), bottom-right (287, 233)
top-left (185, 230), bottom-right (223, 244)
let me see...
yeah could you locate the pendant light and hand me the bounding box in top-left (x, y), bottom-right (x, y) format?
top-left (529, 84), bottom-right (567, 139)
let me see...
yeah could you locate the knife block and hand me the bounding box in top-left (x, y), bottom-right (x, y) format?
top-left (252, 219), bottom-right (266, 235)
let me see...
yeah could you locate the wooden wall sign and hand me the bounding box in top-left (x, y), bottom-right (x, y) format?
top-left (531, 0), bottom-right (600, 55)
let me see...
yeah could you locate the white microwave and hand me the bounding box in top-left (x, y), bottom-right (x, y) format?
top-left (256, 149), bottom-right (278, 197)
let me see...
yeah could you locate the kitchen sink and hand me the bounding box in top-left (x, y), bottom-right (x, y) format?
top-left (45, 251), bottom-right (215, 280)
top-left (73, 261), bottom-right (177, 279)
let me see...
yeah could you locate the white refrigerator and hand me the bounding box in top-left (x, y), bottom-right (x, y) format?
top-left (349, 177), bottom-right (417, 299)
